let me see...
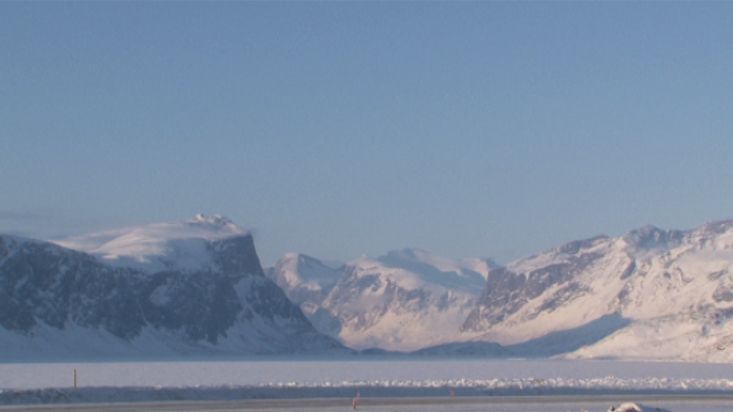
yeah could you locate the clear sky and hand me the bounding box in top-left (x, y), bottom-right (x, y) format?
top-left (2, 2), bottom-right (733, 265)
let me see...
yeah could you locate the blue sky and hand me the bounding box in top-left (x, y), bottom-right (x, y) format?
top-left (2, 2), bottom-right (733, 264)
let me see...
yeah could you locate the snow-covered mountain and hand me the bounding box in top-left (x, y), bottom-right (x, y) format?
top-left (0, 216), bottom-right (345, 360)
top-left (266, 253), bottom-right (344, 336)
top-left (463, 220), bottom-right (733, 362)
top-left (268, 248), bottom-right (495, 351)
top-left (55, 214), bottom-right (246, 273)
top-left (8, 212), bottom-right (733, 361)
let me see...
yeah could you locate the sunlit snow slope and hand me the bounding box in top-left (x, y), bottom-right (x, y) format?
top-left (54, 214), bottom-right (245, 272)
top-left (463, 221), bottom-right (733, 361)
top-left (269, 249), bottom-right (494, 351)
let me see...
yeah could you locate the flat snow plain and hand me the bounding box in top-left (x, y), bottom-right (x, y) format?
top-left (3, 359), bottom-right (733, 390)
top-left (2, 360), bottom-right (733, 410)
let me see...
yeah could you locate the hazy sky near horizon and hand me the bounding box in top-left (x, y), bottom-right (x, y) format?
top-left (2, 2), bottom-right (733, 264)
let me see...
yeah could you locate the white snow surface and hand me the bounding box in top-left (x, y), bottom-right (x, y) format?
top-left (372, 248), bottom-right (491, 293)
top-left (3, 359), bottom-right (733, 391)
top-left (608, 402), bottom-right (642, 412)
top-left (272, 249), bottom-right (494, 351)
top-left (267, 249), bottom-right (495, 352)
top-left (270, 253), bottom-right (342, 293)
top-left (53, 214), bottom-right (246, 272)
top-left (0, 354), bottom-right (725, 410)
top-left (468, 220), bottom-right (733, 362)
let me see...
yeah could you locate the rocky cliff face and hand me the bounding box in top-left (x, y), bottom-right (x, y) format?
top-left (0, 236), bottom-right (144, 339)
top-left (0, 222), bottom-right (345, 360)
top-left (461, 235), bottom-right (611, 333)
top-left (462, 221), bottom-right (733, 361)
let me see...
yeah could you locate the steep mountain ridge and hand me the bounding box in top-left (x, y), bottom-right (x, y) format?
top-left (269, 249), bottom-right (495, 351)
top-left (267, 253), bottom-right (342, 308)
top-left (464, 220), bottom-right (733, 361)
top-left (0, 218), bottom-right (345, 360)
top-left (268, 219), bottom-right (733, 361)
top-left (54, 214), bottom-right (246, 273)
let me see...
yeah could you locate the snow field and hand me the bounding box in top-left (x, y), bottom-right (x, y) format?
top-left (3, 360), bottom-right (733, 391)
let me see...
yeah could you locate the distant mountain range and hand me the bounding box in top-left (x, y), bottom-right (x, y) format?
top-left (268, 249), bottom-right (494, 351)
top-left (269, 220), bottom-right (733, 362)
top-left (3, 215), bottom-right (733, 361)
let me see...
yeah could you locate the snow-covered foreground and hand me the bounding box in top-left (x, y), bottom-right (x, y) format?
top-left (2, 360), bottom-right (733, 407)
top-left (4, 359), bottom-right (733, 390)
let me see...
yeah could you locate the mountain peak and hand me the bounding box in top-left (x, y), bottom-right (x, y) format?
top-left (554, 235), bottom-right (610, 255)
top-left (697, 219), bottom-right (733, 236)
top-left (622, 224), bottom-right (684, 250)
top-left (53, 216), bottom-right (247, 272)
top-left (377, 248), bottom-right (495, 280)
top-left (267, 253), bottom-right (342, 300)
top-left (189, 213), bottom-right (235, 227)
